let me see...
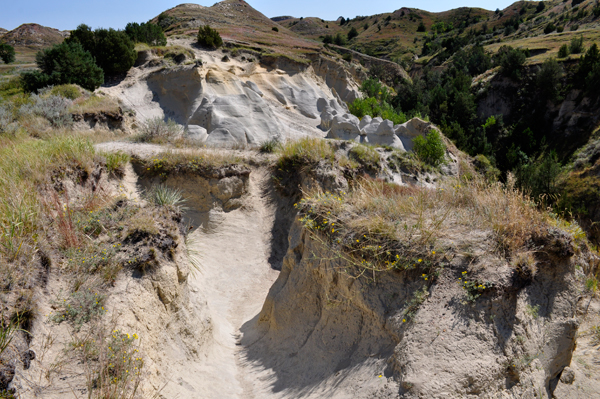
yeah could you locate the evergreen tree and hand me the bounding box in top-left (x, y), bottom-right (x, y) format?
top-left (0, 43), bottom-right (16, 64)
top-left (21, 42), bottom-right (104, 92)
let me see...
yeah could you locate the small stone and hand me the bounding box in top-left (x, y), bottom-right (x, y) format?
top-left (560, 367), bottom-right (575, 384)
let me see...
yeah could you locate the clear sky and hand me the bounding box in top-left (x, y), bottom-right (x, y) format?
top-left (1, 0), bottom-right (521, 31)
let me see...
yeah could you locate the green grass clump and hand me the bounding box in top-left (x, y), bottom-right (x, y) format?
top-left (259, 138), bottom-right (280, 153)
top-left (50, 84), bottom-right (83, 100)
top-left (276, 137), bottom-right (335, 170)
top-left (135, 150), bottom-right (246, 179)
top-left (103, 151), bottom-right (130, 177)
top-left (349, 144), bottom-right (381, 171)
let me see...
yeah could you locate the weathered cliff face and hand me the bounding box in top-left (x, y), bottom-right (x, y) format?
top-left (104, 42), bottom-right (363, 147)
top-left (251, 217), bottom-right (598, 398)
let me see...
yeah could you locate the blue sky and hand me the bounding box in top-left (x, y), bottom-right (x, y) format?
top-left (1, 0), bottom-right (520, 31)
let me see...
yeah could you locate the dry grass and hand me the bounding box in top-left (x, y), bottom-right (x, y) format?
top-left (297, 174), bottom-right (576, 278)
top-left (70, 94), bottom-right (121, 115)
top-left (134, 149), bottom-right (248, 178)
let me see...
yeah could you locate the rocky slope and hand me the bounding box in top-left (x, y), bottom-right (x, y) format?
top-left (1, 23), bottom-right (65, 48)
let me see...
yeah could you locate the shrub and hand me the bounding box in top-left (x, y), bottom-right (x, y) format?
top-left (20, 94), bottom-right (73, 128)
top-left (536, 58), bottom-right (563, 100)
top-left (544, 23), bottom-right (556, 34)
top-left (0, 43), bottom-right (15, 64)
top-left (570, 35), bottom-right (584, 54)
top-left (21, 42), bottom-right (104, 92)
top-left (417, 22), bottom-right (426, 32)
top-left (536, 2), bottom-right (545, 13)
top-left (197, 25), bottom-right (223, 49)
top-left (347, 27), bottom-right (359, 40)
top-left (272, 26), bottom-right (279, 32)
top-left (125, 22), bottom-right (166, 46)
top-left (496, 45), bottom-right (526, 80)
top-left (323, 34), bottom-right (333, 44)
top-left (413, 130), bottom-right (446, 167)
top-left (50, 289), bottom-right (106, 330)
top-left (136, 117), bottom-right (183, 143)
top-left (558, 44), bottom-right (569, 58)
top-left (333, 33), bottom-right (347, 46)
top-left (516, 151), bottom-right (561, 198)
top-left (349, 97), bottom-right (406, 125)
top-left (342, 53), bottom-right (353, 62)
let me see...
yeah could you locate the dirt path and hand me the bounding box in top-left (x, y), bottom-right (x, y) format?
top-left (186, 167), bottom-right (280, 398)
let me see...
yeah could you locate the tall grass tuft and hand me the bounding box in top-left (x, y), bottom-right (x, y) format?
top-left (150, 184), bottom-right (187, 210)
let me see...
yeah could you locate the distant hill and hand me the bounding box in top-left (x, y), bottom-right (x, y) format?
top-left (2, 23), bottom-right (65, 48)
top-left (152, 0), bottom-right (320, 57)
top-left (276, 0), bottom-right (600, 64)
top-left (271, 16), bottom-right (294, 22)
top-left (0, 28), bottom-right (7, 37)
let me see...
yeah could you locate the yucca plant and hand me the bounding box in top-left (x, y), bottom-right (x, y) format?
top-left (150, 184), bottom-right (186, 210)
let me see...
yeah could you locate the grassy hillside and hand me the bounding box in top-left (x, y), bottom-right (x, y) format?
top-left (276, 0), bottom-right (600, 65)
top-left (151, 0), bottom-right (321, 57)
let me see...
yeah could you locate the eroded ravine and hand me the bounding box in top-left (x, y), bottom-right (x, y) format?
top-left (185, 168), bottom-right (280, 398)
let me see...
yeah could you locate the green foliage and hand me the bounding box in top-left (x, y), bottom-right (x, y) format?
top-left (558, 44), bottom-right (570, 58)
top-left (413, 130), bottom-right (446, 167)
top-left (342, 53), bottom-right (352, 62)
top-left (197, 25), bottom-right (223, 49)
top-left (50, 289), bottom-right (106, 330)
top-left (67, 24), bottom-right (137, 75)
top-left (525, 304), bottom-right (540, 319)
top-left (461, 278), bottom-right (492, 302)
top-left (347, 27), bottom-right (359, 40)
top-left (259, 138), bottom-right (280, 153)
top-left (93, 29), bottom-right (137, 75)
top-left (516, 151), bottom-right (562, 198)
top-left (536, 58), bottom-right (563, 101)
top-left (349, 78), bottom-right (406, 124)
top-left (570, 35), bottom-right (584, 54)
top-left (473, 154), bottom-right (500, 181)
top-left (496, 45), bottom-right (527, 80)
top-left (150, 184), bottom-right (186, 210)
top-left (272, 26), bottom-right (279, 32)
top-left (125, 22), bottom-right (166, 46)
top-left (536, 2), bottom-right (545, 13)
top-left (21, 42), bottom-right (104, 92)
top-left (349, 97), bottom-right (406, 124)
top-left (104, 151), bottom-right (130, 177)
top-left (333, 33), bottom-right (347, 46)
top-left (417, 21), bottom-right (426, 32)
top-left (578, 43), bottom-right (600, 95)
top-left (0, 43), bottom-right (15, 64)
top-left (585, 276), bottom-right (598, 293)
top-left (544, 22), bottom-right (557, 34)
top-left (348, 144), bottom-right (381, 171)
top-left (136, 117), bottom-right (183, 143)
top-left (50, 84), bottom-right (82, 100)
